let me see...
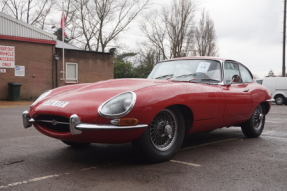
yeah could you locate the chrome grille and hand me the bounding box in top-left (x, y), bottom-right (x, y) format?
top-left (35, 115), bottom-right (70, 132)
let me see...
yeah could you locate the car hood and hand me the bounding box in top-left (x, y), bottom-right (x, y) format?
top-left (75, 78), bottom-right (165, 92)
top-left (30, 78), bottom-right (174, 120)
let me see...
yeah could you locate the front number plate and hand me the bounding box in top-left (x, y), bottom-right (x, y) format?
top-left (43, 100), bottom-right (69, 108)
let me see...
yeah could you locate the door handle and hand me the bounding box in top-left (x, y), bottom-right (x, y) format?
top-left (243, 89), bottom-right (249, 92)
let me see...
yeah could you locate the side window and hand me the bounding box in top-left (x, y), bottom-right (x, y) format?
top-left (256, 80), bottom-right (263, 85)
top-left (224, 61), bottom-right (241, 84)
top-left (66, 62), bottom-right (78, 83)
top-left (205, 61), bottom-right (222, 81)
top-left (239, 65), bottom-right (253, 83)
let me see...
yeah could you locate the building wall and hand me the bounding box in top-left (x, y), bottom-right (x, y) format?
top-left (56, 49), bottom-right (114, 87)
top-left (0, 39), bottom-right (54, 100)
top-left (0, 39), bottom-right (114, 101)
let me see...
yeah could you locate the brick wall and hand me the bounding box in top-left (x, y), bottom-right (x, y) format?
top-left (56, 49), bottom-right (114, 87)
top-left (0, 39), bottom-right (54, 100)
top-left (0, 39), bottom-right (114, 101)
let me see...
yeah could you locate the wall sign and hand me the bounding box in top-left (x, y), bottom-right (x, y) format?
top-left (15, 66), bottom-right (25, 76)
top-left (0, 69), bottom-right (6, 73)
top-left (0, 45), bottom-right (15, 68)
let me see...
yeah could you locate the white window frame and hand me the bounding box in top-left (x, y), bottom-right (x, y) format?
top-left (66, 62), bottom-right (78, 83)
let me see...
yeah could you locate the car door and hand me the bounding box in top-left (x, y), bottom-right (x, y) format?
top-left (221, 61), bottom-right (252, 123)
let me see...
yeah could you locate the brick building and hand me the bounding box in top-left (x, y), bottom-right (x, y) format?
top-left (0, 12), bottom-right (114, 100)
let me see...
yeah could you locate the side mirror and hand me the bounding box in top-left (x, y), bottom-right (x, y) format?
top-left (227, 75), bottom-right (241, 86)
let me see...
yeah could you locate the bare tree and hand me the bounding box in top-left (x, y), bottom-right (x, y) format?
top-left (94, 0), bottom-right (150, 52)
top-left (0, 0), bottom-right (8, 12)
top-left (252, 74), bottom-right (259, 79)
top-left (65, 0), bottom-right (99, 50)
top-left (195, 10), bottom-right (218, 56)
top-left (141, 0), bottom-right (197, 59)
top-left (133, 44), bottom-right (160, 77)
top-left (0, 0), bottom-right (55, 29)
top-left (56, 0), bottom-right (150, 52)
top-left (266, 70), bottom-right (276, 77)
top-left (136, 43), bottom-right (160, 64)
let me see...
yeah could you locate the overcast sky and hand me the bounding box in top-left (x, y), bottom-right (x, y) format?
top-left (131, 0), bottom-right (284, 78)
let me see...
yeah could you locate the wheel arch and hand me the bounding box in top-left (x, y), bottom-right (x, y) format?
top-left (260, 101), bottom-right (271, 115)
top-left (166, 104), bottom-right (193, 135)
top-left (274, 93), bottom-right (286, 99)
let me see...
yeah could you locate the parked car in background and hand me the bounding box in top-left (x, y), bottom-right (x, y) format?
top-left (23, 57), bottom-right (272, 163)
top-left (256, 77), bottom-right (287, 105)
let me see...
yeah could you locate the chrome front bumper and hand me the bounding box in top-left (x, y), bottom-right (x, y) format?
top-left (267, 99), bottom-right (275, 102)
top-left (22, 111), bottom-right (148, 135)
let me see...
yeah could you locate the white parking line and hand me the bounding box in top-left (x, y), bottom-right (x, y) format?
top-left (263, 130), bottom-right (275, 133)
top-left (169, 138), bottom-right (240, 167)
top-left (261, 135), bottom-right (287, 139)
top-left (170, 160), bottom-right (202, 167)
top-left (81, 167), bottom-right (97, 171)
top-left (0, 167), bottom-right (97, 189)
top-left (181, 138), bottom-right (239, 151)
top-left (0, 174), bottom-right (59, 189)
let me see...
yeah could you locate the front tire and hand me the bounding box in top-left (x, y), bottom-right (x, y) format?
top-left (241, 104), bottom-right (265, 138)
top-left (62, 141), bottom-right (91, 148)
top-left (132, 108), bottom-right (185, 163)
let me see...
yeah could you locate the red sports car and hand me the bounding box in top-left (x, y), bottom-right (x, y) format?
top-left (22, 57), bottom-right (273, 163)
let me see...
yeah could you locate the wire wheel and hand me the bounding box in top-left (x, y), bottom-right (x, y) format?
top-left (150, 109), bottom-right (178, 151)
top-left (251, 105), bottom-right (264, 129)
top-left (241, 104), bottom-right (265, 138)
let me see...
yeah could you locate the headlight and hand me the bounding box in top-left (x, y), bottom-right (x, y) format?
top-left (31, 90), bottom-right (52, 107)
top-left (98, 92), bottom-right (136, 118)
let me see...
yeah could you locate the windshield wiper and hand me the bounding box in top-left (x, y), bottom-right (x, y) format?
top-left (189, 78), bottom-right (220, 83)
top-left (174, 73), bottom-right (196, 78)
top-left (199, 78), bottom-right (220, 82)
top-left (155, 74), bottom-right (173, 79)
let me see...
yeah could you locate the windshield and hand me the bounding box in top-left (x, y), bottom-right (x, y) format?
top-left (147, 59), bottom-right (222, 82)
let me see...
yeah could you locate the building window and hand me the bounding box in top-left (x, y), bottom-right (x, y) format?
top-left (66, 62), bottom-right (78, 83)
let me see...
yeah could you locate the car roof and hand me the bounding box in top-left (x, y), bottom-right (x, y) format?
top-left (160, 56), bottom-right (233, 62)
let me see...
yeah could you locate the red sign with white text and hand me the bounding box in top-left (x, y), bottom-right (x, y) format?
top-left (0, 45), bottom-right (15, 68)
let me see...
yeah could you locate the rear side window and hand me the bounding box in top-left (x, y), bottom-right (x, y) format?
top-left (239, 65), bottom-right (253, 83)
top-left (256, 80), bottom-right (263, 85)
top-left (224, 62), bottom-right (242, 84)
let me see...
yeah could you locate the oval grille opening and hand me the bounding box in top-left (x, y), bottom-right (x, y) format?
top-left (35, 115), bottom-right (70, 132)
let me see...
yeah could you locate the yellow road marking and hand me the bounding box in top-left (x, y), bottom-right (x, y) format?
top-left (0, 101), bottom-right (33, 108)
top-left (0, 105), bottom-right (31, 108)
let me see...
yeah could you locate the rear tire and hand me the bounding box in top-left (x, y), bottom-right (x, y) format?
top-left (62, 141), bottom-right (91, 148)
top-left (241, 104), bottom-right (265, 138)
top-left (132, 107), bottom-right (185, 163)
top-left (275, 95), bottom-right (285, 105)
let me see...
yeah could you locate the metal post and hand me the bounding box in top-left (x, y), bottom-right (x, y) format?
top-left (62, 2), bottom-right (65, 81)
top-left (283, 0), bottom-right (286, 77)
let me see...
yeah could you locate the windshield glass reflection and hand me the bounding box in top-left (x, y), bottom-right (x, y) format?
top-left (148, 59), bottom-right (222, 82)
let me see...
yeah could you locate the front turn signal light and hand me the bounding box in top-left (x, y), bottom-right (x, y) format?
top-left (110, 118), bottom-right (139, 126)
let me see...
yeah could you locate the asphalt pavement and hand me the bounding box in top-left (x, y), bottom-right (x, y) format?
top-left (0, 103), bottom-right (286, 190)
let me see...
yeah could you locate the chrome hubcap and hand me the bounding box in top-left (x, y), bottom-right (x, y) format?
top-left (150, 109), bottom-right (178, 151)
top-left (164, 124), bottom-right (173, 139)
top-left (252, 106), bottom-right (264, 129)
top-left (259, 114), bottom-right (263, 121)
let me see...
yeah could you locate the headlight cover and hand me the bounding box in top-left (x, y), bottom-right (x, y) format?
top-left (98, 92), bottom-right (136, 119)
top-left (31, 90), bottom-right (52, 107)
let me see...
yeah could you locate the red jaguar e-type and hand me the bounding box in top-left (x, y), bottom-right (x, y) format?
top-left (22, 57), bottom-right (273, 163)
